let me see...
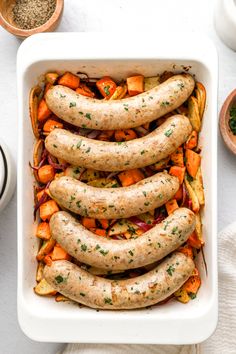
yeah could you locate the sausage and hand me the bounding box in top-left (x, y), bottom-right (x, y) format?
top-left (49, 208), bottom-right (196, 270)
top-left (49, 172), bottom-right (179, 219)
top-left (45, 74), bottom-right (195, 130)
top-left (45, 115), bottom-right (192, 171)
top-left (43, 252), bottom-right (195, 309)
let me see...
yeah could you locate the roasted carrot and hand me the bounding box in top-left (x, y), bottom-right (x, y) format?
top-left (39, 200), bottom-right (59, 221)
top-left (115, 129), bottom-right (137, 142)
top-left (36, 238), bottom-right (56, 261)
top-left (184, 130), bottom-right (198, 149)
top-left (170, 147), bottom-right (184, 167)
top-left (99, 219), bottom-right (110, 229)
top-left (169, 166), bottom-right (186, 185)
top-left (118, 169), bottom-right (145, 187)
top-left (96, 76), bottom-right (117, 99)
top-left (51, 244), bottom-right (71, 261)
top-left (174, 186), bottom-right (183, 201)
top-left (98, 130), bottom-right (114, 141)
top-left (58, 72), bottom-right (80, 89)
top-left (43, 119), bottom-right (63, 133)
top-left (182, 270), bottom-right (201, 295)
top-left (82, 217), bottom-right (96, 229)
top-left (178, 244), bottom-right (194, 259)
top-left (36, 222), bottom-right (51, 240)
top-left (38, 165), bottom-right (55, 184)
top-left (165, 199), bottom-right (179, 215)
top-left (185, 149), bottom-right (201, 178)
top-left (45, 72), bottom-right (59, 84)
top-left (37, 99), bottom-right (51, 121)
top-left (76, 83), bottom-right (95, 98)
top-left (90, 228), bottom-right (107, 236)
top-left (44, 83), bottom-right (52, 95)
top-left (44, 252), bottom-right (53, 266)
top-left (127, 75), bottom-right (144, 96)
top-left (36, 188), bottom-right (50, 201)
top-left (187, 231), bottom-right (202, 249)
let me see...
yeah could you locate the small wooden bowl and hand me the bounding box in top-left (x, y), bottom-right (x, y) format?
top-left (219, 89), bottom-right (236, 154)
top-left (0, 0), bottom-right (64, 39)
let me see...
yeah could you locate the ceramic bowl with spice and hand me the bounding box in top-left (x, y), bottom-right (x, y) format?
top-left (219, 89), bottom-right (236, 154)
top-left (0, 0), bottom-right (64, 38)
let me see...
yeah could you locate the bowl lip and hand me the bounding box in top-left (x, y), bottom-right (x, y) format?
top-left (219, 88), bottom-right (236, 155)
top-left (0, 0), bottom-right (64, 37)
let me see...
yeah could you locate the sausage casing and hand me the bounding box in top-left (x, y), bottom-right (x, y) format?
top-left (50, 208), bottom-right (196, 270)
top-left (45, 115), bottom-right (192, 171)
top-left (45, 74), bottom-right (195, 130)
top-left (43, 252), bottom-right (195, 309)
top-left (49, 172), bottom-right (179, 219)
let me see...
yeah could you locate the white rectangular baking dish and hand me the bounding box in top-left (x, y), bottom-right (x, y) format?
top-left (17, 33), bottom-right (218, 344)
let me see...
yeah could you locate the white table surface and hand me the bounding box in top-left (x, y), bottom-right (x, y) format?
top-left (0, 0), bottom-right (235, 353)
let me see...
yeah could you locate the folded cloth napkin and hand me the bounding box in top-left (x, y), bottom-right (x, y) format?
top-left (62, 223), bottom-right (236, 354)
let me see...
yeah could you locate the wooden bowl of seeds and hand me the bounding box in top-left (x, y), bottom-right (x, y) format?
top-left (0, 0), bottom-right (64, 38)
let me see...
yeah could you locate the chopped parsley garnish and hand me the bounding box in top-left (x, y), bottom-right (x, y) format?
top-left (55, 275), bottom-right (64, 283)
top-left (161, 101), bottom-right (170, 107)
top-left (164, 129), bottom-right (173, 137)
top-left (189, 292), bottom-right (197, 299)
top-left (104, 86), bottom-right (110, 96)
top-left (95, 244), bottom-right (101, 250)
top-left (128, 250), bottom-right (134, 256)
top-left (81, 244), bottom-right (87, 252)
top-left (76, 140), bottom-right (82, 149)
top-left (76, 200), bottom-right (81, 208)
top-left (229, 107), bottom-right (236, 135)
top-left (85, 113), bottom-right (91, 120)
top-left (53, 144), bottom-right (57, 148)
top-left (80, 292), bottom-right (86, 297)
top-left (142, 191), bottom-right (147, 197)
top-left (141, 150), bottom-right (145, 155)
top-left (171, 226), bottom-right (178, 234)
top-left (86, 147), bottom-right (91, 153)
top-left (69, 102), bottom-right (76, 108)
top-left (99, 249), bottom-right (109, 256)
top-left (166, 265), bottom-right (175, 276)
top-left (104, 297), bottom-right (113, 304)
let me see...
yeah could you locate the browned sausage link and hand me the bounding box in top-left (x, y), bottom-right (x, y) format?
top-left (45, 74), bottom-right (195, 130)
top-left (43, 252), bottom-right (195, 309)
top-left (50, 208), bottom-right (196, 270)
top-left (45, 115), bottom-right (192, 171)
top-left (49, 172), bottom-right (179, 219)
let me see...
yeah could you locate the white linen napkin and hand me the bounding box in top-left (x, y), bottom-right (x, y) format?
top-left (62, 223), bottom-right (236, 354)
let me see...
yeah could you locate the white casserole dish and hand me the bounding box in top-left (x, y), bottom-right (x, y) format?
top-left (17, 33), bottom-right (218, 344)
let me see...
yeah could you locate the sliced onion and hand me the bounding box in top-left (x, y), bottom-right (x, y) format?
top-left (106, 171), bottom-right (119, 179)
top-left (152, 214), bottom-right (165, 225)
top-left (129, 216), bottom-right (152, 232)
top-left (48, 154), bottom-right (68, 170)
top-left (134, 126), bottom-right (148, 136)
top-left (33, 181), bottom-right (51, 220)
top-left (78, 168), bottom-right (86, 181)
top-left (87, 130), bottom-right (100, 139)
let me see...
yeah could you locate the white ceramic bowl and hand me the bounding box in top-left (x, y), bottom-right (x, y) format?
top-left (214, 0), bottom-right (236, 51)
top-left (0, 137), bottom-right (16, 212)
top-left (17, 33), bottom-right (218, 344)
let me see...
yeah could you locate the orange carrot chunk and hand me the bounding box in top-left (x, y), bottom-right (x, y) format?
top-left (96, 76), bottom-right (117, 99)
top-left (90, 228), bottom-right (107, 236)
top-left (36, 222), bottom-right (51, 240)
top-left (98, 130), bottom-right (115, 141)
top-left (127, 75), bottom-right (144, 96)
top-left (165, 199), bottom-right (179, 215)
top-left (118, 169), bottom-right (144, 187)
top-left (115, 129), bottom-right (137, 142)
top-left (187, 231), bottom-right (202, 249)
top-left (38, 99), bottom-right (51, 121)
top-left (99, 219), bottom-right (110, 229)
top-left (39, 200), bottom-right (59, 221)
top-left (174, 186), bottom-right (183, 201)
top-left (51, 244), bottom-right (71, 261)
top-left (169, 166), bottom-right (186, 185)
top-left (82, 217), bottom-right (96, 229)
top-left (185, 131), bottom-right (198, 149)
top-left (182, 269), bottom-right (201, 295)
top-left (76, 83), bottom-right (95, 98)
top-left (185, 149), bottom-right (201, 178)
top-left (178, 244), bottom-right (194, 259)
top-left (36, 188), bottom-right (50, 201)
top-left (58, 72), bottom-right (80, 89)
top-left (38, 165), bottom-right (55, 184)
top-left (170, 147), bottom-right (184, 167)
top-left (43, 119), bottom-right (63, 133)
top-left (44, 252), bottom-right (53, 266)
